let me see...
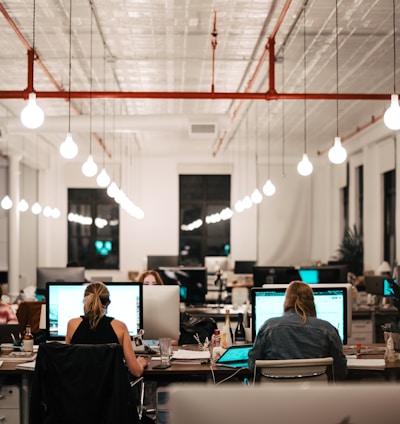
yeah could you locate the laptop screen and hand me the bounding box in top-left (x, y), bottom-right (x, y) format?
top-left (215, 344), bottom-right (253, 368)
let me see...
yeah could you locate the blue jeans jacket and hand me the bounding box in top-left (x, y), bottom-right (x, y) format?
top-left (248, 309), bottom-right (347, 380)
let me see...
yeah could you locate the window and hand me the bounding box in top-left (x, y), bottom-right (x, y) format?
top-left (383, 170), bottom-right (396, 267)
top-left (68, 189), bottom-right (119, 270)
top-left (179, 175), bottom-right (231, 266)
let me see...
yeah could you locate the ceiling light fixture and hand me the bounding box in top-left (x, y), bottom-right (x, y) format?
top-left (97, 44), bottom-right (110, 187)
top-left (82, 6), bottom-right (98, 178)
top-left (384, 0), bottom-right (400, 131)
top-left (60, 0), bottom-right (78, 159)
top-left (263, 102), bottom-right (276, 196)
top-left (1, 195), bottom-right (13, 210)
top-left (328, 0), bottom-right (347, 164)
top-left (20, 0), bottom-right (44, 129)
top-left (297, 4), bottom-right (313, 177)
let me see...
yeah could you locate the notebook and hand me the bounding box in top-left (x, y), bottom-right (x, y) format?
top-left (215, 344), bottom-right (252, 368)
top-left (0, 324), bottom-right (21, 344)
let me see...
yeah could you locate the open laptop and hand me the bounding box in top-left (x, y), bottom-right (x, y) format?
top-left (0, 324), bottom-right (21, 344)
top-left (215, 344), bottom-right (252, 368)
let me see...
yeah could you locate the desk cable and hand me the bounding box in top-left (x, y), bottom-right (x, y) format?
top-left (209, 364), bottom-right (248, 385)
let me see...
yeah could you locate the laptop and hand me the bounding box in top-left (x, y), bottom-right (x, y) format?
top-left (215, 344), bottom-right (252, 368)
top-left (0, 324), bottom-right (21, 344)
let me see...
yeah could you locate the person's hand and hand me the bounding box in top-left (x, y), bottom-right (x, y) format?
top-left (138, 356), bottom-right (148, 369)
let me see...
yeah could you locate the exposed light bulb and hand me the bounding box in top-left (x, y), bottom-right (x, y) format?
top-left (384, 94), bottom-right (400, 131)
top-left (20, 93), bottom-right (45, 129)
top-left (96, 168), bottom-right (111, 187)
top-left (251, 188), bottom-right (263, 204)
top-left (297, 153), bottom-right (313, 176)
top-left (43, 206), bottom-right (53, 217)
top-left (51, 208), bottom-right (61, 219)
top-left (107, 181), bottom-right (119, 198)
top-left (1, 195), bottom-right (13, 210)
top-left (60, 132), bottom-right (78, 159)
top-left (242, 195), bottom-right (252, 209)
top-left (234, 200), bottom-right (244, 213)
top-left (328, 136), bottom-right (347, 164)
top-left (31, 202), bottom-right (42, 214)
top-left (263, 179), bottom-right (276, 197)
top-left (18, 198), bottom-right (29, 212)
top-left (82, 154), bottom-right (98, 177)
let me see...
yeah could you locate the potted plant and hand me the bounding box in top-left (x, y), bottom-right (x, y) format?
top-left (335, 224), bottom-right (364, 276)
top-left (381, 279), bottom-right (400, 350)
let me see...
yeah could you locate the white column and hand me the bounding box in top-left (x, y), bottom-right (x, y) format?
top-left (8, 153), bottom-right (21, 299)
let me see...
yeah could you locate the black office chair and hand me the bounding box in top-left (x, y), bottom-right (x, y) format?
top-left (29, 342), bottom-right (141, 424)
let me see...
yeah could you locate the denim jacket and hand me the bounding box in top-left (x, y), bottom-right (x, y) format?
top-left (248, 309), bottom-right (347, 380)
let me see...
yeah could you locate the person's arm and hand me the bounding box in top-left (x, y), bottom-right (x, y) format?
top-left (6, 306), bottom-right (18, 324)
top-left (112, 320), bottom-right (148, 377)
top-left (65, 317), bottom-right (82, 344)
top-left (248, 324), bottom-right (269, 372)
top-left (328, 329), bottom-right (348, 380)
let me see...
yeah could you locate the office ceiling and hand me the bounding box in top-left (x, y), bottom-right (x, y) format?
top-left (0, 0), bottom-right (398, 169)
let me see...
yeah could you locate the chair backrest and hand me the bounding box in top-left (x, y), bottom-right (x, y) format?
top-left (253, 357), bottom-right (334, 385)
top-left (29, 342), bottom-right (139, 424)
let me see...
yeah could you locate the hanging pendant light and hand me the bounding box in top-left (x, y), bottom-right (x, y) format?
top-left (20, 0), bottom-right (44, 129)
top-left (97, 168), bottom-right (111, 187)
top-left (384, 0), bottom-right (400, 131)
top-left (298, 4), bottom-right (313, 177)
top-left (60, 0), bottom-right (78, 159)
top-left (18, 198), bottom-right (29, 212)
top-left (1, 195), bottom-right (13, 210)
top-left (328, 0), bottom-right (347, 164)
top-left (263, 102), bottom-right (276, 196)
top-left (82, 7), bottom-right (97, 177)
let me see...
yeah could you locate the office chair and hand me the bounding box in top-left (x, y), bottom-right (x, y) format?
top-left (29, 342), bottom-right (141, 424)
top-left (253, 357), bottom-right (334, 385)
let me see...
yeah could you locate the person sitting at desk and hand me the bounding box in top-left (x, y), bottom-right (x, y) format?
top-left (248, 281), bottom-right (347, 380)
top-left (66, 281), bottom-right (148, 378)
top-left (0, 286), bottom-right (18, 324)
top-left (138, 270), bottom-right (164, 285)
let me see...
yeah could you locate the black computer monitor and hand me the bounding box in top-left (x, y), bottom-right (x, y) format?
top-left (365, 275), bottom-right (397, 298)
top-left (45, 282), bottom-right (143, 341)
top-left (252, 266), bottom-right (300, 287)
top-left (0, 271), bottom-right (8, 284)
top-left (147, 255), bottom-right (179, 270)
top-left (157, 267), bottom-right (208, 305)
top-left (36, 267), bottom-right (86, 296)
top-left (234, 261), bottom-right (256, 274)
top-left (299, 265), bottom-right (348, 284)
top-left (251, 284), bottom-right (351, 344)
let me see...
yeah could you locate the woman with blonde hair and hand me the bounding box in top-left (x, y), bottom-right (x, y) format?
top-left (248, 281), bottom-right (347, 380)
top-left (66, 281), bottom-right (147, 377)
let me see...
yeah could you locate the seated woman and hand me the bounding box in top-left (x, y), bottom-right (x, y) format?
top-left (66, 281), bottom-right (147, 378)
top-left (0, 286), bottom-right (18, 324)
top-left (137, 270), bottom-right (164, 285)
top-left (248, 280), bottom-right (347, 380)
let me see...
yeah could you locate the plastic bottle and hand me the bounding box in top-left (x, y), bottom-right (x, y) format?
top-left (22, 325), bottom-right (34, 353)
top-left (234, 312), bottom-right (246, 345)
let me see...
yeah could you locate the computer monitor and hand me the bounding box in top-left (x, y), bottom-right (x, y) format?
top-left (147, 255), bottom-right (179, 270)
top-left (299, 265), bottom-right (348, 284)
top-left (157, 267), bottom-right (208, 305)
top-left (142, 285), bottom-right (180, 340)
top-left (36, 267), bottom-right (86, 296)
top-left (46, 282), bottom-right (143, 341)
top-left (204, 256), bottom-right (228, 273)
top-left (252, 266), bottom-right (300, 287)
top-left (234, 261), bottom-right (256, 274)
top-left (0, 271), bottom-right (7, 284)
top-left (365, 275), bottom-right (398, 298)
top-left (251, 283), bottom-right (351, 344)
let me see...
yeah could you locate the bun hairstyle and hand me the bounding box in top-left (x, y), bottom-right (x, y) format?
top-left (284, 281), bottom-right (316, 324)
top-left (83, 281), bottom-right (110, 330)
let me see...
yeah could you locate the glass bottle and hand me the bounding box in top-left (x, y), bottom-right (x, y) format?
top-left (23, 325), bottom-right (34, 353)
top-left (221, 309), bottom-right (233, 348)
top-left (234, 312), bottom-right (246, 345)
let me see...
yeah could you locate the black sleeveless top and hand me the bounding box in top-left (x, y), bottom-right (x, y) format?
top-left (70, 315), bottom-right (120, 345)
